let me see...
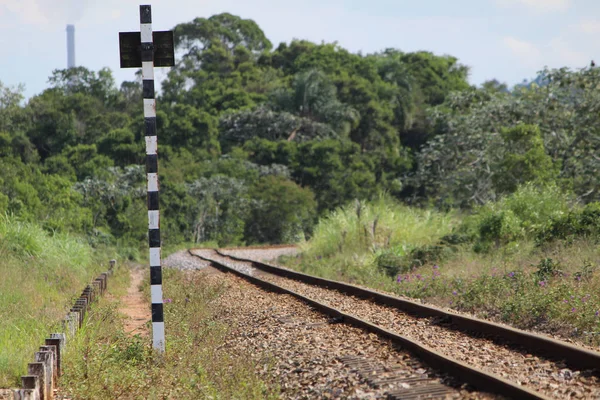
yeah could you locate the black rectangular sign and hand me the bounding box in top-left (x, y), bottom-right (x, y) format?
top-left (119, 31), bottom-right (175, 68)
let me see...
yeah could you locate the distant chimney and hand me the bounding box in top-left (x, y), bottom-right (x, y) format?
top-left (66, 25), bottom-right (75, 69)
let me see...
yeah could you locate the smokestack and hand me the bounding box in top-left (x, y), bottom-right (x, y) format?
top-left (66, 24), bottom-right (75, 69)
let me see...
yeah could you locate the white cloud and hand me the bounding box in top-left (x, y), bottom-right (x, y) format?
top-left (0, 0), bottom-right (48, 24)
top-left (495, 0), bottom-right (571, 12)
top-left (547, 37), bottom-right (588, 67)
top-left (577, 18), bottom-right (600, 34)
top-left (0, 0), bottom-right (93, 25)
top-left (502, 33), bottom-right (594, 73)
top-left (502, 36), bottom-right (542, 67)
top-left (110, 9), bottom-right (121, 20)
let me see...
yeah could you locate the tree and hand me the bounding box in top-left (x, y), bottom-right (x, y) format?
top-left (165, 104), bottom-right (220, 153)
top-left (492, 124), bottom-right (558, 194)
top-left (219, 106), bottom-right (337, 150)
top-left (269, 69), bottom-right (358, 135)
top-left (187, 176), bottom-right (249, 245)
top-left (174, 13), bottom-right (272, 58)
top-left (412, 66), bottom-right (600, 207)
top-left (48, 67), bottom-right (121, 107)
top-left (399, 51), bottom-right (471, 106)
top-left (245, 176), bottom-right (317, 243)
top-left (481, 79), bottom-right (509, 94)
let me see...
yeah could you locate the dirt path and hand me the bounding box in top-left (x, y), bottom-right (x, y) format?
top-left (120, 266), bottom-right (151, 338)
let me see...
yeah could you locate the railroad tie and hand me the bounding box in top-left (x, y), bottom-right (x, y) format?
top-left (339, 355), bottom-right (456, 399)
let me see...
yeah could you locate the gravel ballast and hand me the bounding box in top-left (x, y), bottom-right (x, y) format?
top-left (198, 248), bottom-right (600, 400)
top-left (172, 249), bottom-right (493, 399)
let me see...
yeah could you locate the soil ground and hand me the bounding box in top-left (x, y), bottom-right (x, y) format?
top-left (119, 266), bottom-right (151, 338)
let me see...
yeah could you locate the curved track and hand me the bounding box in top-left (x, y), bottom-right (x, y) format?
top-left (216, 248), bottom-right (600, 370)
top-left (190, 248), bottom-right (600, 399)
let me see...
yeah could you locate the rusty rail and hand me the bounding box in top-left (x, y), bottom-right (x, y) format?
top-left (191, 250), bottom-right (551, 400)
top-left (13, 260), bottom-right (115, 400)
top-left (216, 249), bottom-right (600, 372)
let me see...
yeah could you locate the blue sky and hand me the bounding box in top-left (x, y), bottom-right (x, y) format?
top-left (1, 0), bottom-right (599, 100)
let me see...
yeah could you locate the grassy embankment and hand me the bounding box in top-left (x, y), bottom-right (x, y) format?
top-left (281, 188), bottom-right (600, 345)
top-left (0, 215), bottom-right (115, 387)
top-left (60, 266), bottom-right (278, 399)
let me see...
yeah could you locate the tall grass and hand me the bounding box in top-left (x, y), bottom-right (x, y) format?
top-left (283, 188), bottom-right (600, 345)
top-left (0, 214), bottom-right (103, 387)
top-left (61, 268), bottom-right (278, 399)
top-left (286, 194), bottom-right (456, 285)
top-left (305, 193), bottom-right (456, 257)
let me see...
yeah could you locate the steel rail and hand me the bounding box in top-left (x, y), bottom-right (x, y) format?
top-left (190, 249), bottom-right (550, 400)
top-left (215, 249), bottom-right (600, 372)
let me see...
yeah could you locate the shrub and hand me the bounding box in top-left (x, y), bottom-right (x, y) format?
top-left (492, 124), bottom-right (559, 194)
top-left (534, 258), bottom-right (563, 280)
top-left (305, 193), bottom-right (455, 258)
top-left (536, 202), bottom-right (600, 244)
top-left (465, 183), bottom-right (573, 252)
top-left (375, 249), bottom-right (408, 277)
top-left (245, 176), bottom-right (317, 244)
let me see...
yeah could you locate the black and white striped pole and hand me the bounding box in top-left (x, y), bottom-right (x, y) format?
top-left (119, 5), bottom-right (175, 353)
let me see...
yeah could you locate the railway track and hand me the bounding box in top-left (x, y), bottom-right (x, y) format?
top-left (190, 247), bottom-right (600, 399)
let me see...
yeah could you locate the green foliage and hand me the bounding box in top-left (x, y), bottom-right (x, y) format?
top-left (460, 184), bottom-right (573, 252)
top-left (219, 106), bottom-right (337, 149)
top-left (187, 175), bottom-right (249, 245)
top-left (492, 124), bottom-right (559, 194)
top-left (534, 258), bottom-right (563, 280)
top-left (397, 50), bottom-right (471, 107)
top-left (537, 202), bottom-right (600, 244)
top-left (375, 250), bottom-right (409, 277)
top-left (414, 67), bottom-right (600, 207)
top-left (377, 234), bottom-right (464, 277)
top-left (287, 201), bottom-right (600, 345)
top-left (61, 270), bottom-right (278, 399)
top-left (269, 69), bottom-right (359, 135)
top-left (74, 166), bottom-right (146, 242)
top-left (0, 215), bottom-right (103, 386)
top-left (0, 157), bottom-right (92, 232)
top-left (2, 11), bottom-right (597, 252)
top-left (304, 194), bottom-right (455, 260)
top-left (166, 104), bottom-right (220, 153)
top-left (245, 176), bottom-right (317, 244)
top-left (174, 13), bottom-right (272, 55)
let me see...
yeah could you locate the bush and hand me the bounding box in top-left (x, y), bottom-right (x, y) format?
top-left (464, 183), bottom-right (573, 252)
top-left (439, 233), bottom-right (471, 245)
top-left (534, 258), bottom-right (563, 280)
top-left (305, 193), bottom-right (456, 258)
top-left (375, 249), bottom-right (408, 277)
top-left (536, 202), bottom-right (600, 244)
top-left (244, 176), bottom-right (317, 244)
top-left (492, 124), bottom-right (559, 194)
top-left (407, 244), bottom-right (455, 268)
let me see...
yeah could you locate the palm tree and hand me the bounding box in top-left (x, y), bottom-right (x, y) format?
top-left (269, 69), bottom-right (358, 137)
top-left (374, 53), bottom-right (416, 130)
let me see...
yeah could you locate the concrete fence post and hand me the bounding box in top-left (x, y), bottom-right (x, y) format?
top-left (70, 307), bottom-right (82, 329)
top-left (44, 339), bottom-right (61, 377)
top-left (27, 363), bottom-right (45, 400)
top-left (39, 346), bottom-right (56, 386)
top-left (15, 269), bottom-right (112, 398)
top-left (94, 279), bottom-right (103, 296)
top-left (99, 273), bottom-right (107, 290)
top-left (34, 351), bottom-right (53, 400)
top-left (13, 388), bottom-right (37, 400)
top-left (100, 272), bottom-right (108, 290)
top-left (14, 375), bottom-right (40, 400)
top-left (50, 334), bottom-right (65, 351)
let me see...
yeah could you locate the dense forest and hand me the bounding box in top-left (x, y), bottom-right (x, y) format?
top-left (2, 13), bottom-right (600, 252)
